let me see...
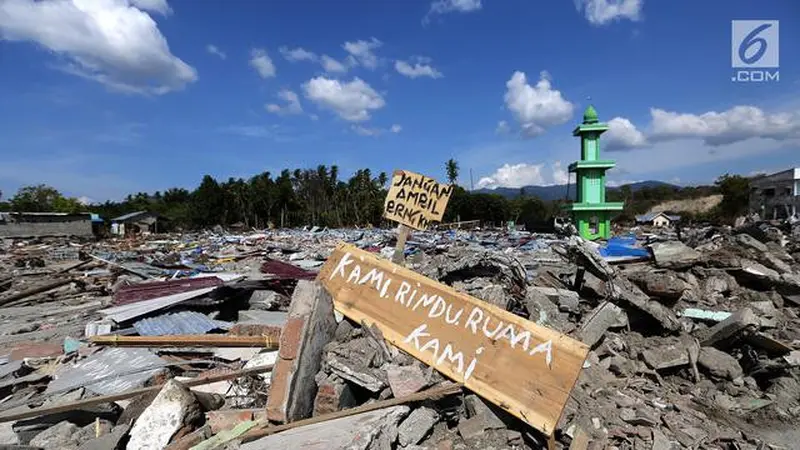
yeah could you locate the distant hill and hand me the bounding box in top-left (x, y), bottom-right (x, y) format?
top-left (474, 180), bottom-right (678, 201)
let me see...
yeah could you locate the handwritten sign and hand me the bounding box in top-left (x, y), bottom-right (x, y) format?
top-left (318, 243), bottom-right (589, 436)
top-left (384, 170), bottom-right (453, 230)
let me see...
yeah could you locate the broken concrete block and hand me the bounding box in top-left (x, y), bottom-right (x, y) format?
top-left (696, 308), bottom-right (759, 347)
top-left (457, 415), bottom-right (486, 441)
top-left (241, 406), bottom-right (409, 450)
top-left (625, 270), bottom-right (691, 301)
top-left (77, 424), bottom-right (129, 450)
top-left (313, 374), bottom-right (357, 416)
top-left (127, 380), bottom-right (202, 450)
top-left (326, 354), bottom-right (386, 393)
top-left (464, 395), bottom-right (506, 430)
top-left (30, 421), bottom-right (80, 450)
top-left (698, 347), bottom-right (743, 380)
top-left (735, 233), bottom-right (768, 253)
top-left (641, 345), bottom-right (689, 370)
top-left (397, 407), bottom-right (438, 446)
top-left (385, 364), bottom-right (428, 398)
top-left (266, 280), bottom-right (337, 423)
top-left (649, 241), bottom-right (702, 269)
top-left (578, 301), bottom-right (628, 347)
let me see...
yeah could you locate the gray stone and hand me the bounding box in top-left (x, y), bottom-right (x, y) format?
top-left (77, 424), bottom-right (129, 450)
top-left (578, 301), bottom-right (627, 347)
top-left (241, 406), bottom-right (409, 450)
top-left (397, 407), bottom-right (438, 447)
top-left (72, 420), bottom-right (114, 446)
top-left (626, 270), bottom-right (691, 301)
top-left (247, 290), bottom-right (289, 311)
top-left (0, 421), bottom-right (19, 445)
top-left (457, 415), bottom-right (486, 441)
top-left (463, 395), bottom-right (506, 430)
top-left (651, 429), bottom-right (672, 450)
top-left (30, 421), bottom-right (80, 450)
top-left (327, 355), bottom-right (386, 393)
top-left (697, 308), bottom-right (759, 347)
top-left (127, 380), bottom-right (202, 450)
top-left (649, 241), bottom-right (702, 269)
top-left (386, 364), bottom-right (428, 398)
top-left (698, 347), bottom-right (743, 380)
top-left (641, 344), bottom-right (689, 370)
top-left (478, 284), bottom-right (510, 309)
top-left (735, 233), bottom-right (768, 253)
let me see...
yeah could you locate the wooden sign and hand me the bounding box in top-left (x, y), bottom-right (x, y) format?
top-left (318, 243), bottom-right (589, 436)
top-left (384, 170), bottom-right (453, 231)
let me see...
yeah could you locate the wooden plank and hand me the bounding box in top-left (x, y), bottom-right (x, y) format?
top-left (392, 224), bottom-right (411, 265)
top-left (383, 170), bottom-right (453, 231)
top-left (318, 243), bottom-right (589, 436)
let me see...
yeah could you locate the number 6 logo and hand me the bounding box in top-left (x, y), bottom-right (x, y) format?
top-left (739, 23), bottom-right (771, 65)
top-left (731, 20), bottom-right (779, 69)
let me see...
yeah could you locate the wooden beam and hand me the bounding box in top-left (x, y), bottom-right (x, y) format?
top-left (90, 335), bottom-right (279, 349)
top-left (0, 365), bottom-right (273, 423)
top-left (0, 278), bottom-right (74, 307)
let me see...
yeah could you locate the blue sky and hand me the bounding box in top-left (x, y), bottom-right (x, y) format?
top-left (0, 0), bottom-right (798, 202)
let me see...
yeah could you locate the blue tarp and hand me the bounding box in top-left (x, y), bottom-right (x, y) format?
top-left (598, 235), bottom-right (650, 258)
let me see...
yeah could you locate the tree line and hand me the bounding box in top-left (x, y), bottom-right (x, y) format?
top-left (0, 161), bottom-right (752, 230)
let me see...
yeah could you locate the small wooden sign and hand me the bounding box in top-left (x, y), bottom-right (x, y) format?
top-left (383, 170), bottom-right (453, 231)
top-left (318, 243), bottom-right (589, 436)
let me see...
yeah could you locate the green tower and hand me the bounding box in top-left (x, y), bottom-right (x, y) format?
top-left (564, 105), bottom-right (624, 240)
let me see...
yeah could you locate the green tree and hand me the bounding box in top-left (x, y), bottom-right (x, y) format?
top-left (191, 175), bottom-right (225, 228)
top-left (445, 159), bottom-right (459, 185)
top-left (9, 184), bottom-right (86, 212)
top-left (715, 174), bottom-right (750, 221)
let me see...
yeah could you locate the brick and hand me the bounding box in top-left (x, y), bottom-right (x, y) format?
top-left (9, 342), bottom-right (62, 361)
top-left (313, 376), bottom-right (357, 416)
top-left (228, 323), bottom-right (282, 340)
top-left (265, 281), bottom-right (337, 424)
top-left (386, 364), bottom-right (428, 398)
top-left (278, 317), bottom-right (305, 360)
top-left (205, 410), bottom-right (255, 434)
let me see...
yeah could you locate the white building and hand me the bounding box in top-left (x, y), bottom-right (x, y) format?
top-left (635, 212), bottom-right (681, 227)
top-left (749, 168), bottom-right (800, 220)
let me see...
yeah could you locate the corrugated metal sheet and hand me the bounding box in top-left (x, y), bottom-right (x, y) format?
top-left (98, 287), bottom-right (217, 323)
top-left (46, 347), bottom-right (166, 396)
top-left (134, 311), bottom-right (231, 336)
top-left (114, 277), bottom-right (224, 306)
top-left (260, 259), bottom-right (316, 280)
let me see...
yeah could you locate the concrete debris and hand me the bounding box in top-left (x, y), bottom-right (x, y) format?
top-left (127, 380), bottom-right (203, 450)
top-left (0, 220), bottom-right (799, 449)
top-left (240, 405), bottom-right (409, 450)
top-left (397, 407), bottom-right (438, 446)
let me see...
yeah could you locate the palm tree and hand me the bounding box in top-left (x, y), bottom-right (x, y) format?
top-left (445, 159), bottom-right (459, 185)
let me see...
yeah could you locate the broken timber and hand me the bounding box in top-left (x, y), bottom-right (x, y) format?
top-left (318, 243), bottom-right (589, 436)
top-left (90, 334), bottom-right (279, 349)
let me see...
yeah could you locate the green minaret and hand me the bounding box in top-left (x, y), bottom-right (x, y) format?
top-left (564, 105), bottom-right (624, 240)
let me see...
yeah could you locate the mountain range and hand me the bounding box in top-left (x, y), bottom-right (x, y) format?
top-left (474, 181), bottom-right (677, 201)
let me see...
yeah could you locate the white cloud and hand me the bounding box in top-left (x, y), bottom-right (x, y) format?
top-left (0, 0), bottom-right (197, 95)
top-left (504, 71), bottom-right (574, 137)
top-left (266, 89), bottom-right (303, 115)
top-left (425, 0), bottom-right (482, 22)
top-left (603, 105), bottom-right (800, 152)
top-left (351, 123), bottom-right (402, 137)
top-left (477, 163), bottom-right (546, 189)
top-left (321, 55), bottom-right (348, 73)
top-left (77, 195), bottom-right (93, 205)
top-left (394, 57), bottom-right (443, 79)
top-left (249, 48), bottom-right (276, 78)
top-left (279, 46), bottom-right (317, 62)
top-left (575, 0), bottom-right (642, 26)
top-left (342, 38), bottom-right (382, 70)
top-left (649, 106), bottom-right (800, 146)
top-left (495, 120), bottom-right (510, 135)
top-left (303, 77), bottom-right (385, 122)
top-left (206, 44), bottom-right (226, 59)
top-left (551, 161), bottom-right (569, 185)
top-left (605, 117), bottom-right (647, 151)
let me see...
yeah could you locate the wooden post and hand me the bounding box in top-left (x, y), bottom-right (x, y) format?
top-left (392, 224), bottom-right (411, 265)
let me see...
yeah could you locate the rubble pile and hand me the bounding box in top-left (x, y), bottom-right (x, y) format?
top-left (0, 222), bottom-right (798, 449)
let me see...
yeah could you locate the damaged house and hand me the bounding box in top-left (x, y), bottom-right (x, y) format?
top-left (110, 211), bottom-right (163, 236)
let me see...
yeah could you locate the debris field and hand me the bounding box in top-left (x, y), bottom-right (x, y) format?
top-left (0, 221), bottom-right (799, 450)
